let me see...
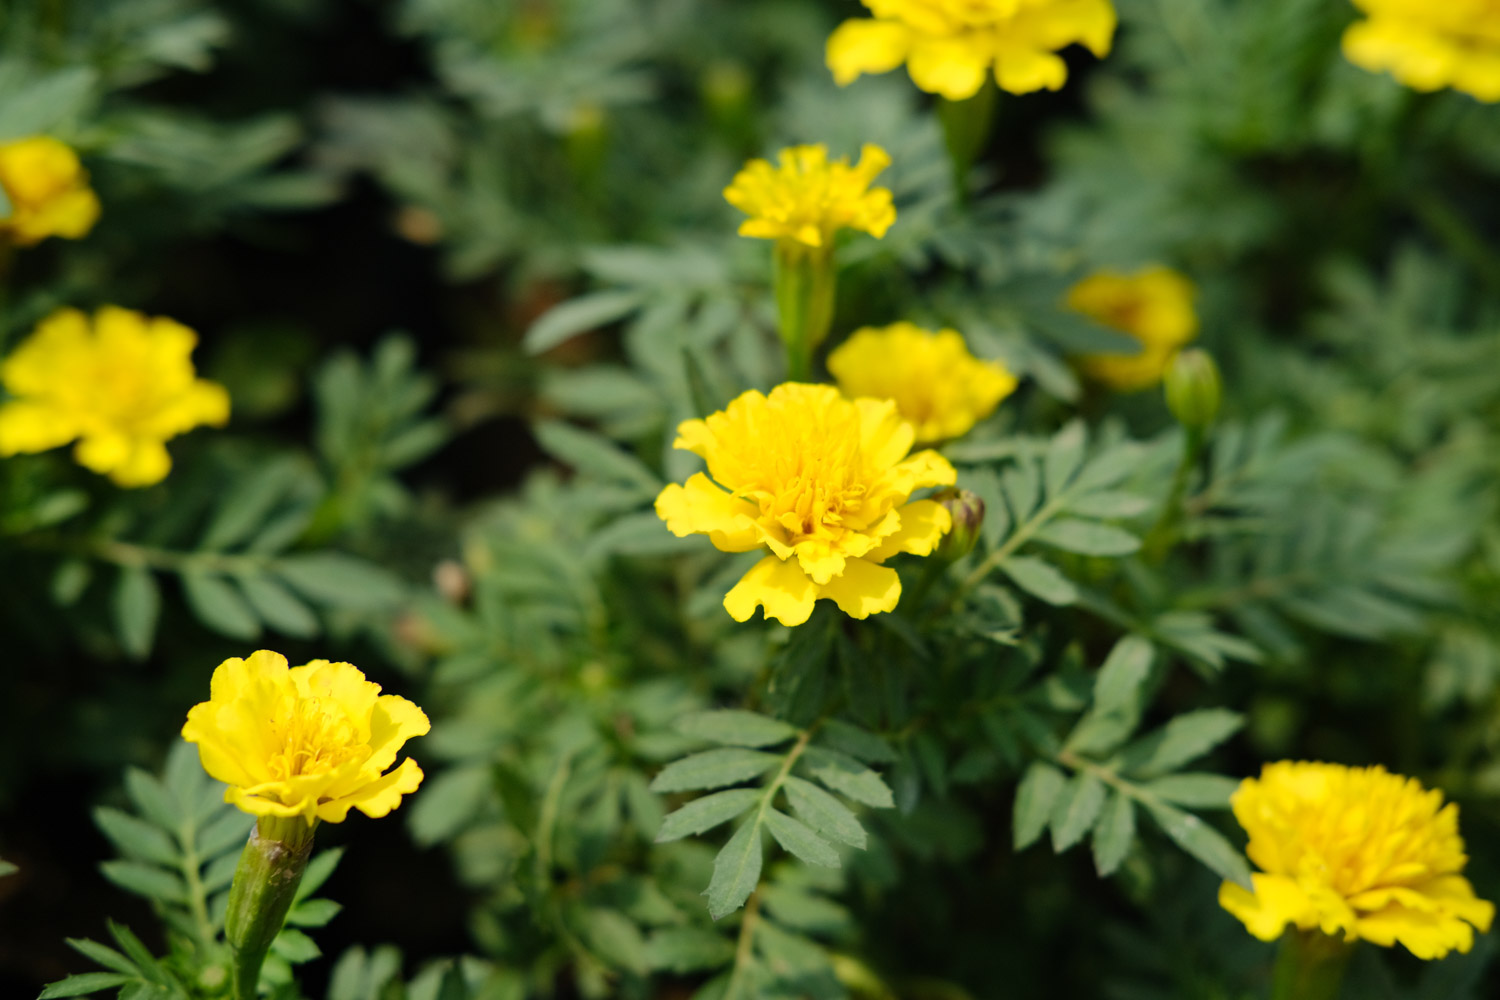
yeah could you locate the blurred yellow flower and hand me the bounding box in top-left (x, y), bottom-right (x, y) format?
top-left (828, 322), bottom-right (1017, 443)
top-left (1219, 761), bottom-right (1495, 960)
top-left (827, 0), bottom-right (1116, 100)
top-left (0, 306), bottom-right (229, 487)
top-left (183, 650), bottom-right (430, 827)
top-left (0, 136), bottom-right (100, 246)
top-left (1066, 266), bottom-right (1198, 391)
top-left (723, 143), bottom-right (896, 249)
top-left (1343, 0), bottom-right (1500, 102)
top-left (655, 383), bottom-right (955, 626)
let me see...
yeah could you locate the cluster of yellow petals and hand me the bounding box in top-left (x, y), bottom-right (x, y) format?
top-left (655, 383), bottom-right (955, 626)
top-left (1066, 266), bottom-right (1198, 391)
top-left (0, 136), bottom-right (100, 246)
top-left (828, 322), bottom-right (1017, 444)
top-left (183, 651), bottom-right (430, 826)
top-left (1219, 761), bottom-right (1495, 960)
top-left (723, 144), bottom-right (896, 249)
top-left (1343, 0), bottom-right (1500, 103)
top-left (826, 0), bottom-right (1117, 100)
top-left (0, 306), bottom-right (230, 487)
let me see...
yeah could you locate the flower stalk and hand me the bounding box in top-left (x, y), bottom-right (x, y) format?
top-left (937, 80), bottom-right (997, 203)
top-left (773, 241), bottom-right (836, 382)
top-left (225, 817), bottom-right (315, 1000)
top-left (1270, 929), bottom-right (1353, 1000)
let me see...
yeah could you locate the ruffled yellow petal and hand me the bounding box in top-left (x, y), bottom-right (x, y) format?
top-left (0, 401), bottom-right (81, 455)
top-left (723, 555), bottom-right (820, 626)
top-left (320, 757), bottom-right (425, 823)
top-left (865, 500), bottom-right (953, 562)
top-left (723, 144), bottom-right (896, 247)
top-left (827, 18), bottom-right (913, 86)
top-left (0, 136), bottom-right (99, 246)
top-left (992, 42), bottom-right (1069, 94)
top-left (655, 473), bottom-right (763, 552)
top-left (908, 33), bottom-right (994, 100)
top-left (816, 557), bottom-right (901, 619)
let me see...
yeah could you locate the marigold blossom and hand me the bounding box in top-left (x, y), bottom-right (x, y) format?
top-left (723, 144), bottom-right (896, 249)
top-left (0, 306), bottom-right (229, 487)
top-left (183, 650), bottom-right (430, 826)
top-left (826, 0), bottom-right (1117, 100)
top-left (1343, 0), bottom-right (1500, 103)
top-left (828, 322), bottom-right (1017, 443)
top-left (1066, 266), bottom-right (1198, 391)
top-left (1218, 761), bottom-right (1495, 960)
top-left (655, 383), bottom-right (956, 626)
top-left (0, 136), bottom-right (100, 246)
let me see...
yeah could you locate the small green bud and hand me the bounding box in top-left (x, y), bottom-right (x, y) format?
top-left (935, 488), bottom-right (985, 560)
top-left (1164, 348), bottom-right (1222, 430)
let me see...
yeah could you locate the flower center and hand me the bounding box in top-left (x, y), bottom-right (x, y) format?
top-left (266, 697), bottom-right (364, 782)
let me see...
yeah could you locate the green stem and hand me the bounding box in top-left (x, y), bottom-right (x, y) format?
top-left (773, 241), bottom-right (835, 382)
top-left (225, 818), bottom-right (314, 1000)
top-left (937, 80), bottom-right (997, 205)
top-left (1270, 929), bottom-right (1353, 1000)
top-left (723, 888), bottom-right (763, 1000)
top-left (1142, 426), bottom-right (1204, 562)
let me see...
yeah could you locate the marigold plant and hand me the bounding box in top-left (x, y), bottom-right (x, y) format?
top-left (1219, 761), bottom-right (1496, 960)
top-left (1343, 0), bottom-right (1500, 102)
top-left (826, 0), bottom-right (1117, 99)
top-left (0, 306), bottom-right (229, 487)
top-left (0, 136), bottom-right (100, 246)
top-left (181, 649), bottom-right (430, 825)
top-left (828, 321), bottom-right (1018, 443)
top-left (1067, 265), bottom-right (1198, 391)
top-left (655, 382), bottom-right (955, 626)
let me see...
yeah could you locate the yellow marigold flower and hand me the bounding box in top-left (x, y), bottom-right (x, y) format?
top-left (827, 0), bottom-right (1117, 100)
top-left (1066, 265), bottom-right (1198, 391)
top-left (183, 650), bottom-right (430, 826)
top-left (1343, 0), bottom-right (1500, 103)
top-left (0, 136), bottom-right (101, 246)
top-left (655, 383), bottom-right (956, 626)
top-left (0, 306), bottom-right (229, 487)
top-left (1219, 761), bottom-right (1495, 960)
top-left (828, 322), bottom-right (1018, 443)
top-left (723, 143), bottom-right (896, 249)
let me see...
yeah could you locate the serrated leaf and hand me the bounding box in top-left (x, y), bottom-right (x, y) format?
top-left (100, 861), bottom-right (186, 904)
top-left (675, 711), bottom-right (796, 748)
top-left (276, 553), bottom-right (405, 610)
top-left (798, 748), bottom-right (894, 808)
top-left (655, 788), bottom-right (762, 842)
top-left (1044, 420), bottom-right (1087, 497)
top-left (286, 898), bottom-right (342, 927)
top-left (1035, 519), bottom-right (1141, 556)
top-left (1051, 773), bottom-right (1107, 852)
top-left (783, 776), bottom-right (866, 849)
top-left (113, 567), bottom-right (160, 660)
top-left (1121, 709), bottom-right (1244, 778)
top-left (645, 927), bottom-right (734, 973)
top-left (271, 928), bottom-right (320, 962)
top-left (524, 290), bottom-right (645, 354)
top-left (122, 770), bottom-right (178, 830)
top-left (1145, 801), bottom-right (1252, 888)
top-left (181, 572), bottom-right (262, 639)
top-left (649, 748), bottom-right (782, 794)
top-left (1141, 773), bottom-right (1238, 809)
top-left (199, 459), bottom-right (302, 550)
top-left (1092, 791), bottom-right (1136, 876)
top-left (93, 808), bottom-right (178, 867)
top-left (534, 419), bottom-right (660, 493)
top-left (1092, 636), bottom-right (1154, 715)
top-left (1001, 462), bottom-right (1041, 522)
top-left (1013, 761), bottom-right (1066, 849)
top-left (65, 938), bottom-right (136, 976)
top-left (38, 973), bottom-right (134, 998)
top-left (580, 908), bottom-right (649, 976)
top-left (1068, 492), bottom-right (1152, 518)
top-left (236, 574), bottom-right (320, 638)
top-left (763, 809), bottom-right (840, 868)
top-left (704, 820), bottom-right (763, 920)
top-left (195, 809), bottom-right (253, 858)
top-left (817, 720), bottom-right (895, 764)
top-left (295, 847), bottom-right (344, 902)
top-left (1000, 556), bottom-right (1077, 606)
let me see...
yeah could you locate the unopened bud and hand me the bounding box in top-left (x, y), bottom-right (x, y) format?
top-left (1163, 348), bottom-right (1222, 430)
top-left (935, 488), bottom-right (985, 560)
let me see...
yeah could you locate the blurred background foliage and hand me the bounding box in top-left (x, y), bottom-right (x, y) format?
top-left (3, 0), bottom-right (1500, 997)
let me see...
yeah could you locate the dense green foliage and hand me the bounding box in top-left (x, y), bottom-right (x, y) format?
top-left (4, 0), bottom-right (1500, 998)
